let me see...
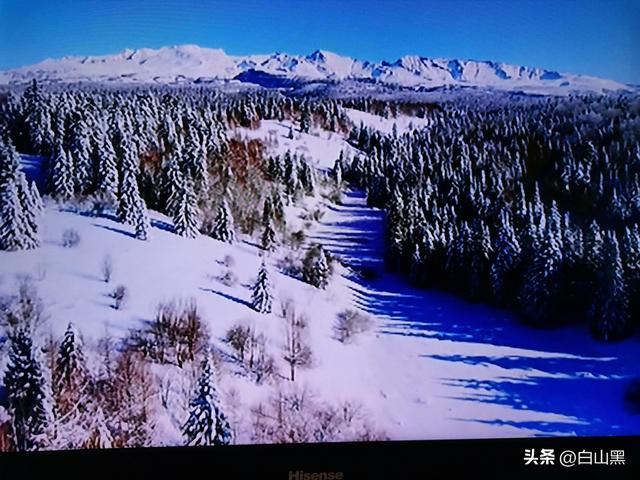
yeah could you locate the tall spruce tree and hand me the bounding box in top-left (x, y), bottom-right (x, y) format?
top-left (491, 211), bottom-right (522, 304)
top-left (4, 329), bottom-right (50, 451)
top-left (211, 197), bottom-right (235, 243)
top-left (251, 260), bottom-right (273, 314)
top-left (260, 218), bottom-right (276, 251)
top-left (53, 323), bottom-right (89, 416)
top-left (134, 198), bottom-right (151, 241)
top-left (590, 233), bottom-right (630, 340)
top-left (519, 225), bottom-right (563, 325)
top-left (173, 180), bottom-right (200, 239)
top-left (118, 138), bottom-right (142, 225)
top-left (96, 131), bottom-right (119, 205)
top-left (50, 142), bottom-right (74, 201)
top-left (303, 244), bottom-right (330, 289)
top-left (0, 180), bottom-right (25, 251)
top-left (182, 355), bottom-right (232, 446)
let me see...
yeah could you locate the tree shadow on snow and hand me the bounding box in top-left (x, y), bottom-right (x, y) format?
top-left (436, 371), bottom-right (639, 436)
top-left (92, 223), bottom-right (136, 239)
top-left (151, 219), bottom-right (174, 233)
top-left (199, 287), bottom-right (250, 309)
top-left (316, 188), bottom-right (640, 437)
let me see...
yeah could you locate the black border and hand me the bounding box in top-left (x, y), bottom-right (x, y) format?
top-left (1, 435), bottom-right (638, 478)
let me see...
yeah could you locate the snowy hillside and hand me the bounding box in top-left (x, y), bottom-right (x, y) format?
top-left (1, 73), bottom-right (639, 453)
top-left (2, 114), bottom-right (639, 447)
top-left (0, 44), bottom-right (634, 95)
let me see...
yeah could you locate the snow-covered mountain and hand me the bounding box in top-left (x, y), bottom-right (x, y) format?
top-left (0, 44), bottom-right (633, 94)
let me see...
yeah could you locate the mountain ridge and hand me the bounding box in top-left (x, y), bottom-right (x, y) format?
top-left (0, 44), bottom-right (633, 95)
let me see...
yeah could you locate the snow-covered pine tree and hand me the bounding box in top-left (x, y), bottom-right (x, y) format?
top-left (163, 156), bottom-right (184, 216)
top-left (303, 244), bottom-right (331, 289)
top-left (184, 131), bottom-right (208, 190)
top-left (299, 106), bottom-right (311, 134)
top-left (271, 189), bottom-right (285, 222)
top-left (22, 79), bottom-right (51, 155)
top-left (590, 232), bottom-right (629, 340)
top-left (519, 223), bottom-right (563, 325)
top-left (0, 180), bottom-right (24, 251)
top-left (118, 138), bottom-right (143, 225)
top-left (16, 173), bottom-right (41, 249)
top-left (299, 159), bottom-right (316, 195)
top-left (262, 196), bottom-right (273, 224)
top-left (50, 142), bottom-right (74, 201)
top-left (252, 260), bottom-right (273, 313)
top-left (173, 179), bottom-right (200, 239)
top-left (0, 136), bottom-right (21, 186)
top-left (96, 130), bottom-right (119, 205)
top-left (82, 404), bottom-right (113, 449)
top-left (622, 225), bottom-right (640, 318)
top-left (4, 329), bottom-right (50, 451)
top-left (69, 116), bottom-right (93, 194)
top-left (332, 153), bottom-right (344, 185)
top-left (134, 198), bottom-right (151, 241)
top-left (53, 323), bottom-right (89, 416)
top-left (211, 196), bottom-right (235, 243)
top-left (490, 211), bottom-right (522, 304)
top-left (261, 218), bottom-right (276, 251)
top-left (182, 355), bottom-right (232, 446)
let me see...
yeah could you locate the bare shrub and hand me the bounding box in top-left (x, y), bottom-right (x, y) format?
top-left (280, 299), bottom-right (313, 382)
top-left (0, 276), bottom-right (47, 336)
top-left (251, 386), bottom-right (388, 444)
top-left (276, 253), bottom-right (301, 278)
top-left (62, 228), bottom-right (81, 248)
top-left (289, 229), bottom-right (306, 249)
top-left (312, 208), bottom-right (325, 222)
top-left (102, 348), bottom-right (156, 448)
top-left (35, 262), bottom-right (48, 281)
top-left (225, 323), bottom-right (252, 363)
top-left (333, 309), bottom-right (374, 343)
top-left (219, 270), bottom-right (237, 287)
top-left (101, 255), bottom-right (114, 283)
top-left (325, 186), bottom-right (342, 204)
top-left (225, 322), bottom-right (276, 384)
top-left (110, 285), bottom-right (128, 310)
top-left (131, 298), bottom-right (209, 366)
top-left (222, 254), bottom-right (235, 268)
top-left (247, 332), bottom-right (276, 384)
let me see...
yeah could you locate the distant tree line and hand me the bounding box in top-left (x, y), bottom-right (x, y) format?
top-left (342, 93), bottom-right (640, 341)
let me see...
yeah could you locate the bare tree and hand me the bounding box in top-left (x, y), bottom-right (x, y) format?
top-left (131, 298), bottom-right (209, 366)
top-left (101, 254), bottom-right (114, 283)
top-left (0, 276), bottom-right (48, 336)
top-left (225, 322), bottom-right (276, 384)
top-left (106, 349), bottom-right (156, 447)
top-left (110, 285), bottom-right (128, 310)
top-left (250, 385), bottom-right (387, 444)
top-left (333, 309), bottom-right (374, 343)
top-left (280, 299), bottom-right (312, 382)
top-left (225, 323), bottom-right (253, 363)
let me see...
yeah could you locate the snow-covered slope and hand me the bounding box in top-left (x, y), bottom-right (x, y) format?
top-left (2, 116), bottom-right (639, 444)
top-left (0, 44), bottom-right (633, 94)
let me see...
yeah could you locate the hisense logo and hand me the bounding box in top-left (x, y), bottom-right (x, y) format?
top-left (288, 470), bottom-right (344, 480)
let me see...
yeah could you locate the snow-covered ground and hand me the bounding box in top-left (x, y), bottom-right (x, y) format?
top-left (310, 190), bottom-right (640, 438)
top-left (343, 108), bottom-right (431, 134)
top-left (1, 112), bottom-right (639, 445)
top-left (234, 119), bottom-right (361, 170)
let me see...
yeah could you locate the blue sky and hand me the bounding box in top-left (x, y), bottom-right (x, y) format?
top-left (1, 0), bottom-right (639, 83)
